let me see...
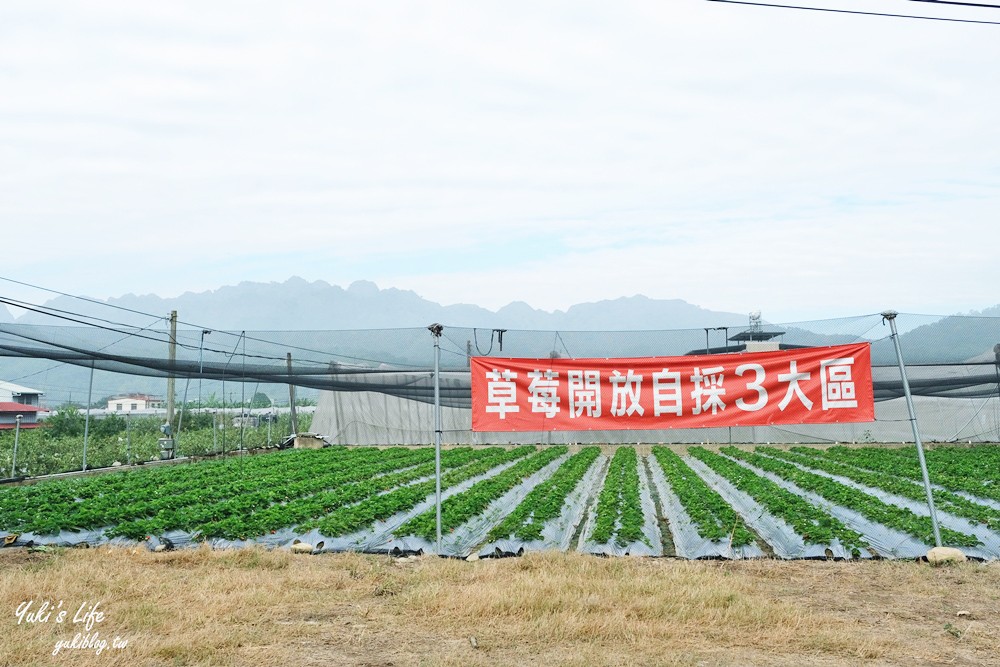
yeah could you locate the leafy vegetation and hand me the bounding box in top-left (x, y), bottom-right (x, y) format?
top-left (488, 447), bottom-right (601, 542)
top-left (764, 447), bottom-right (1000, 531)
top-left (814, 445), bottom-right (1000, 503)
top-left (722, 447), bottom-right (980, 548)
top-left (307, 446), bottom-right (540, 538)
top-left (395, 446), bottom-right (568, 542)
top-left (688, 447), bottom-right (866, 555)
top-left (590, 447), bottom-right (647, 547)
top-left (651, 447), bottom-right (754, 547)
top-left (0, 415), bottom-right (312, 477)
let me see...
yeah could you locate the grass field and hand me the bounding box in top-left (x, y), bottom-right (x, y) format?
top-left (2, 547), bottom-right (999, 666)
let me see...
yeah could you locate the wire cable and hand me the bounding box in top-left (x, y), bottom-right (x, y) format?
top-left (909, 0), bottom-right (1000, 8)
top-left (705, 0), bottom-right (1000, 24)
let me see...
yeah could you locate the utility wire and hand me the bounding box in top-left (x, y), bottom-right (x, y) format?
top-left (909, 0), bottom-right (1000, 8)
top-left (706, 0), bottom-right (1000, 24)
top-left (0, 276), bottom-right (431, 369)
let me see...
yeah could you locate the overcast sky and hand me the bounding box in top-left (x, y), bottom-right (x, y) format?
top-left (2, 0), bottom-right (998, 323)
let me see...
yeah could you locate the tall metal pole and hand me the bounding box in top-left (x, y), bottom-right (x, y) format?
top-left (704, 328), bottom-right (710, 355)
top-left (166, 310), bottom-right (178, 426)
top-left (428, 323), bottom-right (444, 554)
top-left (82, 361), bottom-right (95, 471)
top-left (287, 353), bottom-right (299, 436)
top-left (11, 415), bottom-right (22, 478)
top-left (883, 310), bottom-right (942, 547)
top-left (198, 329), bottom-right (211, 411)
top-left (993, 344), bottom-right (1000, 443)
top-left (125, 412), bottom-right (132, 466)
top-left (267, 397), bottom-right (273, 446)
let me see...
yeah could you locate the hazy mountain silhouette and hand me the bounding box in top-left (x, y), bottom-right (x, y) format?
top-left (2, 278), bottom-right (997, 406)
top-left (11, 277), bottom-right (754, 331)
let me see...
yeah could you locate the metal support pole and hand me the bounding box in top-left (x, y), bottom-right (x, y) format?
top-left (178, 374), bottom-right (191, 455)
top-left (166, 310), bottom-right (177, 425)
top-left (428, 323), bottom-right (444, 554)
top-left (267, 399), bottom-right (273, 446)
top-left (11, 415), bottom-right (22, 478)
top-left (82, 361), bottom-right (95, 471)
top-left (883, 310), bottom-right (942, 547)
top-left (704, 328), bottom-right (710, 355)
top-left (287, 353), bottom-right (299, 436)
top-left (126, 412), bottom-right (132, 466)
top-left (198, 329), bottom-right (211, 411)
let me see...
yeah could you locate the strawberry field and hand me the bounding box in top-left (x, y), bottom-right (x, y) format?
top-left (1, 444), bottom-right (999, 559)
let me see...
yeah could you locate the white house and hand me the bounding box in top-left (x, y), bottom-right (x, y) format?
top-left (0, 380), bottom-right (44, 407)
top-left (107, 394), bottom-right (165, 412)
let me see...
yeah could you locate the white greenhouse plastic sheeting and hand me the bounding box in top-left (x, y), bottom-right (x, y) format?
top-left (313, 389), bottom-right (1000, 445)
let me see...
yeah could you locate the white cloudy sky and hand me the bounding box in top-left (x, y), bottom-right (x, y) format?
top-left (2, 0), bottom-right (999, 322)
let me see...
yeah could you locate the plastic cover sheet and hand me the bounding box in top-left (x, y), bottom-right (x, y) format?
top-left (580, 454), bottom-right (663, 557)
top-left (726, 456), bottom-right (929, 558)
top-left (761, 455), bottom-right (1000, 560)
top-left (478, 454), bottom-right (607, 558)
top-left (681, 456), bottom-right (845, 559)
top-left (647, 456), bottom-right (765, 560)
top-left (1, 527), bottom-right (108, 549)
top-left (380, 453), bottom-right (572, 557)
top-left (306, 456), bottom-right (529, 554)
top-left (950, 490), bottom-right (1000, 512)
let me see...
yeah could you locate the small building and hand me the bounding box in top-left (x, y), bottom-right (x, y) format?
top-left (0, 380), bottom-right (44, 407)
top-left (107, 394), bottom-right (165, 412)
top-left (0, 403), bottom-right (47, 430)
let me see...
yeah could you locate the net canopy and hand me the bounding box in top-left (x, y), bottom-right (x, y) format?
top-left (1, 311), bottom-right (999, 443)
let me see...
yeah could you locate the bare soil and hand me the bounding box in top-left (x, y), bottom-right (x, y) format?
top-left (2, 547), bottom-right (998, 666)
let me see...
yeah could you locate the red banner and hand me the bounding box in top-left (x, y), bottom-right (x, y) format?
top-left (471, 343), bottom-right (874, 432)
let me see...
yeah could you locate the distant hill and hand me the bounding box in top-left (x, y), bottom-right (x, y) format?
top-left (896, 305), bottom-right (1000, 364)
top-left (10, 277), bottom-right (752, 331)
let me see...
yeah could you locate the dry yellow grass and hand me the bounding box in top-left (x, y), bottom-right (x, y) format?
top-left (2, 547), bottom-right (999, 667)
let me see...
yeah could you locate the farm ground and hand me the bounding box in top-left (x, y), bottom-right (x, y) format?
top-left (2, 547), bottom-right (999, 667)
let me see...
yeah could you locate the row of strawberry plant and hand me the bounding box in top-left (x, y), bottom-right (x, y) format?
top-left (306, 446), bottom-right (540, 538)
top-left (589, 448), bottom-right (646, 547)
top-left (812, 446), bottom-right (1000, 503)
top-left (488, 447), bottom-right (601, 542)
top-left (765, 447), bottom-right (1000, 531)
top-left (8, 447), bottom-right (430, 536)
top-left (187, 447), bottom-right (492, 540)
top-left (0, 445), bottom-right (364, 527)
top-left (395, 446), bottom-right (569, 542)
top-left (103, 447), bottom-right (451, 540)
top-left (721, 447), bottom-right (980, 548)
top-left (651, 447), bottom-right (755, 547)
top-left (687, 447), bottom-right (866, 554)
top-left (905, 445), bottom-right (1000, 482)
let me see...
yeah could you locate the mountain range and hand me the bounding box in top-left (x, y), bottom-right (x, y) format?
top-left (3, 277), bottom-right (754, 331)
top-left (0, 277), bottom-right (997, 406)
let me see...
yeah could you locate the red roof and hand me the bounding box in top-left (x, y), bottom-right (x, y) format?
top-left (0, 402), bottom-right (47, 412)
top-left (0, 422), bottom-right (41, 430)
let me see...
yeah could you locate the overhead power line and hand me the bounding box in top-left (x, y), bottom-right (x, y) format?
top-left (706, 0), bottom-right (1000, 24)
